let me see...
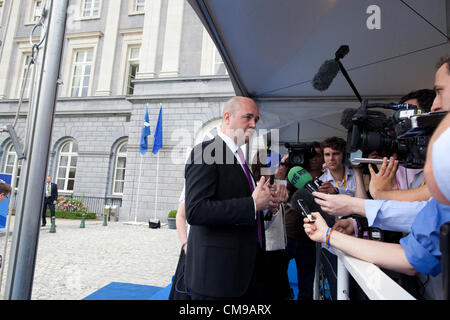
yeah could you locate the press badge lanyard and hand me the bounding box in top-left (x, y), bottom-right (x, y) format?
top-left (335, 175), bottom-right (347, 189)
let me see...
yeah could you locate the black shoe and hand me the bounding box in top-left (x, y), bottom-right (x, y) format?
top-left (41, 223), bottom-right (46, 227)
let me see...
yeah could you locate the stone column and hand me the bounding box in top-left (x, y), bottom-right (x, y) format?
top-left (0, 0), bottom-right (22, 99)
top-left (160, 0), bottom-right (184, 77)
top-left (94, 0), bottom-right (122, 96)
top-left (136, 0), bottom-right (162, 79)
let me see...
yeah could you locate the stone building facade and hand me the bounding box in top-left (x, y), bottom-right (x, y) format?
top-left (0, 0), bottom-right (234, 222)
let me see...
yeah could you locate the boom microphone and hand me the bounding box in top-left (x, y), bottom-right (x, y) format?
top-left (312, 59), bottom-right (340, 91)
top-left (287, 166), bottom-right (318, 193)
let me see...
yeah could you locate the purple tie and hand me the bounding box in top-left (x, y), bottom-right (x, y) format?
top-left (237, 148), bottom-right (263, 248)
top-left (236, 148), bottom-right (254, 192)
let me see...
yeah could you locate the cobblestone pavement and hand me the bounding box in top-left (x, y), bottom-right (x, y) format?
top-left (0, 217), bottom-right (181, 300)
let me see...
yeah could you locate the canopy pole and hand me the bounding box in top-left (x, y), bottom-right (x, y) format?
top-left (4, 0), bottom-right (68, 300)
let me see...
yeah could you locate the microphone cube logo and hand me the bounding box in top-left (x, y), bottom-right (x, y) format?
top-left (366, 5), bottom-right (381, 30)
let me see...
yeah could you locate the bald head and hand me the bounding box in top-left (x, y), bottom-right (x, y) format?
top-left (222, 96), bottom-right (256, 116)
top-left (221, 96), bottom-right (260, 145)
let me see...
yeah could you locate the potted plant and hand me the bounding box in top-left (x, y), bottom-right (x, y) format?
top-left (167, 209), bottom-right (177, 229)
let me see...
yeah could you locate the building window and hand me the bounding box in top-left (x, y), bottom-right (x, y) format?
top-left (82, 0), bottom-right (100, 18)
top-left (70, 49), bottom-right (93, 97)
top-left (112, 142), bottom-right (127, 195)
top-left (200, 29), bottom-right (228, 76)
top-left (18, 54), bottom-right (33, 99)
top-left (126, 46), bottom-right (140, 95)
top-left (129, 0), bottom-right (145, 15)
top-left (32, 0), bottom-right (43, 23)
top-left (56, 141), bottom-right (78, 192)
top-left (212, 49), bottom-right (227, 75)
top-left (134, 0), bottom-right (145, 12)
top-left (0, 1), bottom-right (4, 26)
top-left (3, 144), bottom-right (22, 188)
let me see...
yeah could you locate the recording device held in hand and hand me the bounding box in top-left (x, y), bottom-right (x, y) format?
top-left (342, 100), bottom-right (448, 168)
top-left (297, 199), bottom-right (315, 223)
top-left (290, 187), bottom-right (336, 227)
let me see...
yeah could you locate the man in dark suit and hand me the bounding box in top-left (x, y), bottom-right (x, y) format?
top-left (42, 176), bottom-right (58, 227)
top-left (184, 96), bottom-right (278, 300)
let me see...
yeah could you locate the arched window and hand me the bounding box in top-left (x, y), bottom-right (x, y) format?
top-left (56, 140), bottom-right (78, 192)
top-left (112, 141), bottom-right (127, 195)
top-left (194, 118), bottom-right (221, 145)
top-left (3, 144), bottom-right (22, 187)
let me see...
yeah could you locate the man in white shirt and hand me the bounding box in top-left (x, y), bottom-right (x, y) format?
top-left (318, 136), bottom-right (367, 199)
top-left (184, 96), bottom-right (277, 300)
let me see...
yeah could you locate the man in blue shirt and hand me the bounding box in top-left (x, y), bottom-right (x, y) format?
top-left (303, 56), bottom-right (450, 281)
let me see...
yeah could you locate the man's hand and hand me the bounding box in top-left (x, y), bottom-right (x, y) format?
top-left (252, 176), bottom-right (278, 211)
top-left (312, 192), bottom-right (365, 216)
top-left (274, 154), bottom-right (289, 180)
top-left (274, 184), bottom-right (288, 203)
top-left (368, 156), bottom-right (398, 198)
top-left (270, 183), bottom-right (288, 214)
top-left (317, 181), bottom-right (338, 194)
top-left (333, 218), bottom-right (355, 235)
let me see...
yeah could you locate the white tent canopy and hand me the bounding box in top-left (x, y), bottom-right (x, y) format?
top-left (188, 0), bottom-right (450, 137)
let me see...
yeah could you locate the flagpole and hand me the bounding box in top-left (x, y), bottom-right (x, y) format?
top-left (154, 152), bottom-right (160, 220)
top-left (134, 154), bottom-right (144, 223)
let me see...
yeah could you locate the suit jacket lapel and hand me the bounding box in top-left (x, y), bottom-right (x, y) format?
top-left (214, 136), bottom-right (255, 191)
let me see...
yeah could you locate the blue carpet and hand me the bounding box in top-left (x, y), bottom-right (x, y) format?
top-left (84, 259), bottom-right (299, 300)
top-left (83, 282), bottom-right (164, 300)
top-left (148, 283), bottom-right (172, 300)
top-left (287, 258), bottom-right (299, 299)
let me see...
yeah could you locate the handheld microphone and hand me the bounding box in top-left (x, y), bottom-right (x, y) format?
top-left (287, 166), bottom-right (318, 194)
top-left (290, 188), bottom-right (336, 227)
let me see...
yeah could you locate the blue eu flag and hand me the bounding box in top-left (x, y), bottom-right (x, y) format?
top-left (139, 105), bottom-right (151, 155)
top-left (152, 105), bottom-right (163, 154)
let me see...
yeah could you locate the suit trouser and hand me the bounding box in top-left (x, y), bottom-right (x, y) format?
top-left (190, 246), bottom-right (265, 300)
top-left (284, 238), bottom-right (316, 300)
top-left (42, 197), bottom-right (55, 225)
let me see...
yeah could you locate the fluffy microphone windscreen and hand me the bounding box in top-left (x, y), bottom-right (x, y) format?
top-left (290, 189), bottom-right (336, 227)
top-left (312, 59), bottom-right (340, 91)
top-left (287, 166), bottom-right (313, 189)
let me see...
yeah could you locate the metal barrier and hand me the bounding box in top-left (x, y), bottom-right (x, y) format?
top-left (316, 247), bottom-right (415, 300)
top-left (66, 195), bottom-right (122, 217)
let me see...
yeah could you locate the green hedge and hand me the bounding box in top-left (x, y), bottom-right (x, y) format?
top-left (45, 210), bottom-right (96, 220)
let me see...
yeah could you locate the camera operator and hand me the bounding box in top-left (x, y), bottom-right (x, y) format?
top-left (328, 56), bottom-right (450, 235)
top-left (303, 113), bottom-right (450, 300)
top-left (368, 89), bottom-right (436, 202)
top-left (319, 137), bottom-right (368, 199)
top-left (311, 56), bottom-right (450, 299)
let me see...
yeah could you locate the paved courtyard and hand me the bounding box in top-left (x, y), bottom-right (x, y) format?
top-left (0, 216), bottom-right (181, 300)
